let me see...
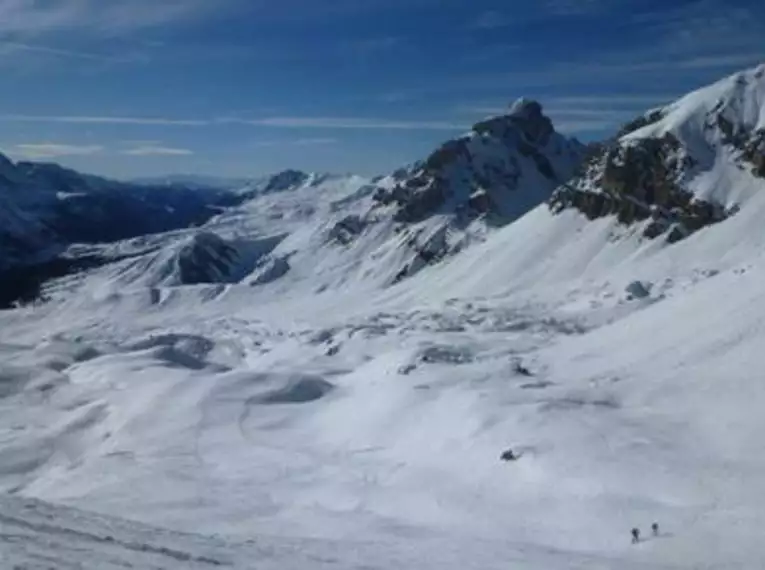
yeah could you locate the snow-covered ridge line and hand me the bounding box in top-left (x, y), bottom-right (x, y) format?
top-left (550, 64), bottom-right (765, 243)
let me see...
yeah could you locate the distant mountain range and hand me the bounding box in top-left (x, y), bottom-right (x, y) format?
top-left (1, 64), bottom-right (764, 306)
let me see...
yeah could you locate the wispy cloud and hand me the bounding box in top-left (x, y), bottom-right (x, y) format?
top-left (462, 105), bottom-right (630, 118)
top-left (469, 11), bottom-right (511, 30)
top-left (0, 114), bottom-right (208, 126)
top-left (0, 113), bottom-right (467, 131)
top-left (119, 139), bottom-right (163, 146)
top-left (9, 143), bottom-right (104, 159)
top-left (460, 104), bottom-right (634, 119)
top-left (553, 119), bottom-right (625, 133)
top-left (674, 54), bottom-right (765, 70)
top-left (470, 0), bottom-right (612, 30)
top-left (543, 95), bottom-right (675, 107)
top-left (377, 90), bottom-right (416, 104)
top-left (246, 117), bottom-right (467, 131)
top-left (542, 0), bottom-right (609, 16)
top-left (471, 51), bottom-right (763, 91)
top-left (123, 145), bottom-right (193, 156)
top-left (458, 92), bottom-right (675, 136)
top-left (252, 137), bottom-right (339, 147)
top-left (0, 41), bottom-right (134, 62)
top-left (294, 137), bottom-right (338, 145)
top-left (0, 0), bottom-right (225, 36)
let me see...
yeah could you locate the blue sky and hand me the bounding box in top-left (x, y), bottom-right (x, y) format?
top-left (0, 0), bottom-right (762, 179)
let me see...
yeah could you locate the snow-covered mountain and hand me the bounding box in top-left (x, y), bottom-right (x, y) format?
top-left (0, 160), bottom-right (236, 270)
top-left (551, 64), bottom-right (765, 243)
top-left (2, 65), bottom-right (765, 569)
top-left (0, 163), bottom-right (330, 306)
top-left (376, 98), bottom-right (583, 223)
top-left (28, 101), bottom-right (583, 300)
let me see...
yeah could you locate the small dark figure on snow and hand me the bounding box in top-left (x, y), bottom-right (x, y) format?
top-left (512, 360), bottom-right (532, 377)
top-left (631, 528), bottom-right (640, 544)
top-left (651, 522), bottom-right (659, 537)
top-left (500, 449), bottom-right (518, 462)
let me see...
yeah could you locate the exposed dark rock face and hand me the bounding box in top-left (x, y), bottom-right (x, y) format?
top-left (249, 255), bottom-right (291, 286)
top-left (550, 134), bottom-right (730, 242)
top-left (392, 225), bottom-right (451, 284)
top-left (467, 189), bottom-right (494, 214)
top-left (366, 99), bottom-right (585, 286)
top-left (176, 233), bottom-right (241, 285)
top-left (372, 99), bottom-right (584, 225)
top-left (263, 169), bottom-right (310, 194)
top-left (329, 215), bottom-right (365, 245)
top-left (550, 66), bottom-right (765, 242)
top-left (739, 129), bottom-right (765, 177)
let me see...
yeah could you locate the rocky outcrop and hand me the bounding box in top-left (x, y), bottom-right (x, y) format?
top-left (550, 128), bottom-right (731, 242)
top-left (392, 225), bottom-right (451, 284)
top-left (372, 99), bottom-right (584, 225)
top-left (616, 108), bottom-right (666, 138)
top-left (176, 232), bottom-right (241, 285)
top-left (737, 129), bottom-right (765, 177)
top-left (328, 215), bottom-right (365, 245)
top-left (248, 255), bottom-right (291, 286)
top-left (263, 169), bottom-right (310, 194)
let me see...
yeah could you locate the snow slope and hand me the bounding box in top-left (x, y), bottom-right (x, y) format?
top-left (624, 63), bottom-right (765, 206)
top-left (2, 65), bottom-right (765, 569)
top-left (5, 199), bottom-right (765, 569)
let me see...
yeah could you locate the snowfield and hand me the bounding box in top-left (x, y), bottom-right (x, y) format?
top-left (2, 66), bottom-right (765, 569)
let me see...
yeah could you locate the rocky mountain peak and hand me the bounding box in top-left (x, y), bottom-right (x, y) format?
top-left (471, 99), bottom-right (554, 147)
top-left (263, 169), bottom-right (310, 194)
top-left (508, 97), bottom-right (543, 117)
top-left (371, 102), bottom-right (583, 225)
top-left (505, 98), bottom-right (553, 144)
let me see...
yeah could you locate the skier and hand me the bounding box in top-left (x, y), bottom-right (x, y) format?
top-left (652, 522), bottom-right (659, 537)
top-left (631, 527), bottom-right (640, 544)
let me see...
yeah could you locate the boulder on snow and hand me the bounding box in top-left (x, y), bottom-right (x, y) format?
top-left (625, 280), bottom-right (652, 300)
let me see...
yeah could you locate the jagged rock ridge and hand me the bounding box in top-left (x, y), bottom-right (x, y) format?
top-left (373, 99), bottom-right (584, 225)
top-left (362, 99), bottom-right (585, 283)
top-left (550, 64), bottom-right (765, 243)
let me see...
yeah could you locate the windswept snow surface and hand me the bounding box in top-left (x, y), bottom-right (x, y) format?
top-left (4, 69), bottom-right (765, 567)
top-left (4, 197), bottom-right (765, 568)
